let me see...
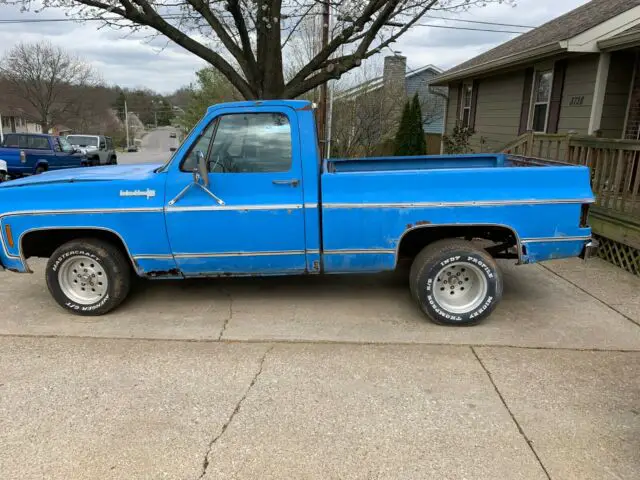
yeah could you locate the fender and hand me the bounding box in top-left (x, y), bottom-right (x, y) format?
top-left (34, 159), bottom-right (49, 173)
top-left (394, 222), bottom-right (523, 267)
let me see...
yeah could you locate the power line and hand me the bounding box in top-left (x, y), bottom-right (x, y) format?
top-left (423, 15), bottom-right (534, 29)
top-left (415, 23), bottom-right (526, 34)
top-left (0, 13), bottom-right (534, 31)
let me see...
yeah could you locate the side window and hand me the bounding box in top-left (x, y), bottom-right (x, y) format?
top-left (99, 138), bottom-right (106, 150)
top-left (53, 139), bottom-right (63, 152)
top-left (19, 135), bottom-right (29, 149)
top-left (181, 118), bottom-right (218, 172)
top-left (3, 134), bottom-right (19, 148)
top-left (30, 137), bottom-right (50, 150)
top-left (209, 113), bottom-right (292, 173)
top-left (106, 138), bottom-right (113, 150)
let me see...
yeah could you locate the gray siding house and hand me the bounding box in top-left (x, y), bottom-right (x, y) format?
top-left (331, 55), bottom-right (446, 156)
top-left (433, 0), bottom-right (640, 152)
top-left (433, 0), bottom-right (640, 275)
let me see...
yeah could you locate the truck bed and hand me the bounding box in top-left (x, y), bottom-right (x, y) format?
top-left (320, 153), bottom-right (594, 272)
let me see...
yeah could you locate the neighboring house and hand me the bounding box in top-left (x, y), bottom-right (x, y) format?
top-left (49, 125), bottom-right (73, 136)
top-left (0, 108), bottom-right (43, 139)
top-left (433, 0), bottom-right (640, 276)
top-left (331, 55), bottom-right (446, 156)
top-left (433, 0), bottom-right (640, 152)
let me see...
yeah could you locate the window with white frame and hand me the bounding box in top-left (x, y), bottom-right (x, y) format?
top-left (460, 83), bottom-right (473, 127)
top-left (530, 70), bottom-right (552, 132)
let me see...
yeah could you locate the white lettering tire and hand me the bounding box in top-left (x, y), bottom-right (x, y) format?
top-left (409, 239), bottom-right (503, 326)
top-left (46, 239), bottom-right (131, 316)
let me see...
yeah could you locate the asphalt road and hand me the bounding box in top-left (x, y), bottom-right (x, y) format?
top-left (118, 127), bottom-right (179, 165)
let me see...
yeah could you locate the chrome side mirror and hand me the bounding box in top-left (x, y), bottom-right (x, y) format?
top-left (193, 150), bottom-right (209, 187)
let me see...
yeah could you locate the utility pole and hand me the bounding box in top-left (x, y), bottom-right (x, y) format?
top-left (317, 0), bottom-right (330, 160)
top-left (0, 113), bottom-right (3, 144)
top-left (124, 100), bottom-right (130, 150)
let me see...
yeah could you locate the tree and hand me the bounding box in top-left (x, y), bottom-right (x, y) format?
top-left (410, 92), bottom-right (426, 155)
top-left (0, 42), bottom-right (96, 132)
top-left (394, 102), bottom-right (413, 156)
top-left (394, 93), bottom-right (425, 156)
top-left (3, 0), bottom-right (511, 100)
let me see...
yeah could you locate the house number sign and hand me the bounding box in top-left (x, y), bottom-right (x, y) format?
top-left (569, 95), bottom-right (585, 106)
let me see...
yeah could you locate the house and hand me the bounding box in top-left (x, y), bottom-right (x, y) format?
top-left (433, 0), bottom-right (640, 151)
top-left (0, 107), bottom-right (43, 140)
top-left (331, 55), bottom-right (446, 156)
top-left (432, 0), bottom-right (640, 275)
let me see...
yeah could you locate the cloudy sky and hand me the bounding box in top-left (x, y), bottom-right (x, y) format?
top-left (0, 0), bottom-right (588, 94)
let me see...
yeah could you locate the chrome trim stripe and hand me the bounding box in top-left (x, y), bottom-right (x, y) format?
top-left (323, 249), bottom-right (395, 255)
top-left (521, 236), bottom-right (591, 243)
top-left (322, 198), bottom-right (593, 209)
top-left (304, 203), bottom-right (319, 209)
top-left (166, 204), bottom-right (303, 212)
top-left (133, 254), bottom-right (175, 260)
top-left (174, 250), bottom-right (306, 259)
top-left (0, 207), bottom-right (163, 220)
top-left (306, 249), bottom-right (321, 255)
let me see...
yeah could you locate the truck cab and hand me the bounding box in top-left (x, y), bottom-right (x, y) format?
top-left (0, 100), bottom-right (596, 325)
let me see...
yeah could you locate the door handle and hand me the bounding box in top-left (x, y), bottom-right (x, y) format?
top-left (272, 179), bottom-right (300, 187)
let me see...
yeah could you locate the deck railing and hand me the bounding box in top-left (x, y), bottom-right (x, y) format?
top-left (503, 132), bottom-right (640, 216)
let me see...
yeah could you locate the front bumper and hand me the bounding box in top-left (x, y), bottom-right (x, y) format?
top-left (579, 239), bottom-right (599, 260)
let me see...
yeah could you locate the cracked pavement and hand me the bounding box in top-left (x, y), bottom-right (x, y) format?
top-left (0, 257), bottom-right (639, 479)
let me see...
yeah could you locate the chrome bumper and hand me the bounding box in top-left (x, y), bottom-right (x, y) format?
top-left (579, 239), bottom-right (599, 260)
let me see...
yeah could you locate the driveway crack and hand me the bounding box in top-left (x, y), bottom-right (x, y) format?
top-left (471, 347), bottom-right (552, 480)
top-left (197, 345), bottom-right (273, 479)
top-left (217, 289), bottom-right (233, 341)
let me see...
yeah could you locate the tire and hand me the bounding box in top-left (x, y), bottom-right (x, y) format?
top-left (34, 165), bottom-right (47, 175)
top-left (46, 239), bottom-right (131, 316)
top-left (109, 156), bottom-right (117, 165)
top-left (409, 239), bottom-right (502, 326)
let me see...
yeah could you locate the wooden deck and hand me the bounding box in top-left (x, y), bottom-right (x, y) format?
top-left (503, 132), bottom-right (640, 274)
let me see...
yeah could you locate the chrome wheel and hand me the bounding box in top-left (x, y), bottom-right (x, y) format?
top-left (432, 262), bottom-right (488, 314)
top-left (58, 255), bottom-right (109, 305)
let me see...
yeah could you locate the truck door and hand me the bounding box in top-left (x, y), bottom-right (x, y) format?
top-left (164, 106), bottom-right (307, 276)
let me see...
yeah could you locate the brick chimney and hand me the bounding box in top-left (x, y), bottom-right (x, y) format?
top-left (383, 54), bottom-right (407, 97)
top-left (382, 54), bottom-right (407, 136)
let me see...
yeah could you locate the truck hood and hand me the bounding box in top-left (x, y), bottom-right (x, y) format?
top-left (0, 163), bottom-right (163, 188)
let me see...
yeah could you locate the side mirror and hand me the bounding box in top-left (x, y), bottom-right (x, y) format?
top-left (193, 150), bottom-right (209, 187)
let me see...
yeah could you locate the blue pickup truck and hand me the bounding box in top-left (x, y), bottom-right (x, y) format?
top-left (0, 133), bottom-right (88, 176)
top-left (0, 100), bottom-right (597, 324)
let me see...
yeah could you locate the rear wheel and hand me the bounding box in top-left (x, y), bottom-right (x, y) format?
top-left (46, 239), bottom-right (131, 316)
top-left (34, 165), bottom-right (47, 175)
top-left (108, 155), bottom-right (117, 165)
top-left (409, 239), bottom-right (503, 326)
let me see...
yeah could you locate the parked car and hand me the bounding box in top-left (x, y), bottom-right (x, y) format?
top-left (0, 133), bottom-right (88, 176)
top-left (127, 145), bottom-right (139, 152)
top-left (66, 135), bottom-right (117, 166)
top-left (0, 100), bottom-right (597, 323)
top-left (0, 159), bottom-right (7, 182)
top-left (169, 132), bottom-right (177, 138)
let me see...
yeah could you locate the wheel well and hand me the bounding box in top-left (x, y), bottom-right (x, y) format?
top-left (397, 225), bottom-right (519, 265)
top-left (21, 228), bottom-right (133, 266)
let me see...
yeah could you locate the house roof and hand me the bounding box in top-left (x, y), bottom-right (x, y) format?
top-left (432, 0), bottom-right (640, 84)
top-left (336, 64), bottom-right (443, 100)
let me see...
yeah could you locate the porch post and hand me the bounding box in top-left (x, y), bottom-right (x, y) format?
top-left (588, 52), bottom-right (611, 135)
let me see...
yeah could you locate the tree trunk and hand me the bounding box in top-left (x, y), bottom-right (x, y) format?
top-left (255, 0), bottom-right (285, 99)
top-left (40, 121), bottom-right (49, 134)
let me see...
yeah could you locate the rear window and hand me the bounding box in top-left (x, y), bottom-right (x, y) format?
top-left (2, 134), bottom-right (20, 148)
top-left (67, 135), bottom-right (98, 147)
top-left (25, 136), bottom-right (50, 150)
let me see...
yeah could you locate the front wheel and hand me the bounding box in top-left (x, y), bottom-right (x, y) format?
top-left (409, 239), bottom-right (503, 326)
top-left (46, 239), bottom-right (131, 315)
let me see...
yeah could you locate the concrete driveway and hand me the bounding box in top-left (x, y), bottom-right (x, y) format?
top-left (0, 258), bottom-right (638, 479)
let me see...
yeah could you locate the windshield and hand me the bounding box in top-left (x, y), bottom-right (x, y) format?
top-left (58, 136), bottom-right (75, 154)
top-left (67, 135), bottom-right (98, 147)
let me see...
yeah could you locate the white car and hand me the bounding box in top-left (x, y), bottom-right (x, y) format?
top-left (0, 159), bottom-right (7, 182)
top-left (66, 135), bottom-right (117, 166)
